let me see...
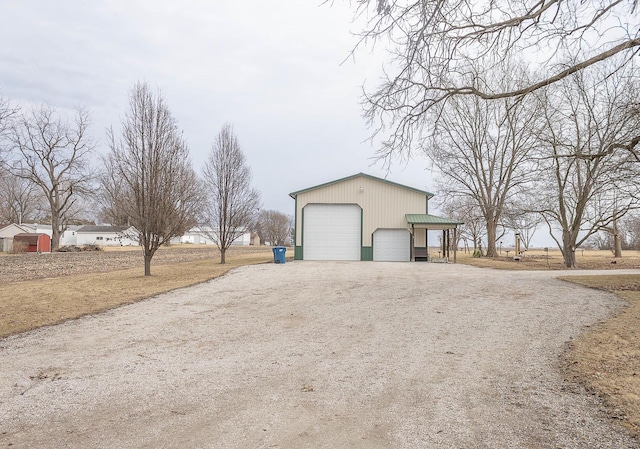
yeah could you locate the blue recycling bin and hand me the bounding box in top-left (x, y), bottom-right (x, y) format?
top-left (272, 246), bottom-right (286, 264)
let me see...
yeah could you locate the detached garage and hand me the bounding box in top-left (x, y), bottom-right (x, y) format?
top-left (290, 173), bottom-right (461, 262)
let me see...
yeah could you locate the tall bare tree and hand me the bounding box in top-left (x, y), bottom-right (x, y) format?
top-left (103, 82), bottom-right (202, 275)
top-left (0, 172), bottom-right (44, 224)
top-left (8, 104), bottom-right (95, 249)
top-left (202, 124), bottom-right (260, 264)
top-left (534, 64), bottom-right (640, 267)
top-left (346, 0), bottom-right (640, 160)
top-left (256, 210), bottom-right (292, 246)
top-left (0, 96), bottom-right (17, 160)
top-left (96, 167), bottom-right (132, 227)
top-left (427, 70), bottom-right (539, 256)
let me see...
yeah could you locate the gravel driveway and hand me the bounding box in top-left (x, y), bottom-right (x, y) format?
top-left (1, 262), bottom-right (638, 448)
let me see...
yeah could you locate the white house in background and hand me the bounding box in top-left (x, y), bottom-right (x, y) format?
top-left (17, 223), bottom-right (82, 246)
top-left (0, 223), bottom-right (32, 239)
top-left (171, 226), bottom-right (255, 246)
top-left (0, 223), bottom-right (82, 251)
top-left (173, 226), bottom-right (217, 245)
top-left (0, 223), bottom-right (32, 252)
top-left (76, 225), bottom-right (139, 246)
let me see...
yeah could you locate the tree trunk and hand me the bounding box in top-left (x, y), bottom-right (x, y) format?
top-left (144, 255), bottom-right (152, 276)
top-left (50, 215), bottom-right (61, 250)
top-left (485, 220), bottom-right (498, 257)
top-left (562, 231), bottom-right (577, 268)
top-left (220, 248), bottom-right (226, 264)
top-left (614, 232), bottom-right (623, 257)
top-left (613, 213), bottom-right (623, 257)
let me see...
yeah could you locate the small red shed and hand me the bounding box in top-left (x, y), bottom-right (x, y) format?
top-left (13, 233), bottom-right (52, 253)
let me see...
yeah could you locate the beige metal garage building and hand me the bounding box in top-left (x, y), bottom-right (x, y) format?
top-left (290, 173), bottom-right (462, 262)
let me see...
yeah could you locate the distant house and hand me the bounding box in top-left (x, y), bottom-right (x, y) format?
top-left (0, 223), bottom-right (92, 251)
top-left (171, 227), bottom-right (256, 246)
top-left (11, 223), bottom-right (82, 247)
top-left (0, 223), bottom-right (33, 252)
top-left (0, 223), bottom-right (32, 239)
top-left (76, 225), bottom-right (139, 246)
top-left (173, 226), bottom-right (217, 245)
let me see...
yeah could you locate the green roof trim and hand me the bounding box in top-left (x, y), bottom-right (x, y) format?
top-left (289, 172), bottom-right (434, 199)
top-left (405, 214), bottom-right (464, 225)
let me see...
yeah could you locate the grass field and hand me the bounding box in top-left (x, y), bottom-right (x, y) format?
top-left (455, 248), bottom-right (640, 270)
top-left (0, 246), bottom-right (275, 338)
top-left (560, 274), bottom-right (640, 434)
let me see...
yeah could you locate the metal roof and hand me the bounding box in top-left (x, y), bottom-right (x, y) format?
top-left (289, 172), bottom-right (434, 199)
top-left (405, 214), bottom-right (464, 225)
top-left (76, 225), bottom-right (131, 233)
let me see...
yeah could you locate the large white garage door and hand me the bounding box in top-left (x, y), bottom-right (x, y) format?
top-left (304, 204), bottom-right (361, 260)
top-left (373, 229), bottom-right (410, 262)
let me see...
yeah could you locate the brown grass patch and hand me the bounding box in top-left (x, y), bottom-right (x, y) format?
top-left (561, 274), bottom-right (640, 433)
top-left (0, 250), bottom-right (274, 339)
top-left (456, 249), bottom-right (640, 271)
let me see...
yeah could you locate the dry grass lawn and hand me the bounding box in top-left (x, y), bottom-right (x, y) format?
top-left (560, 274), bottom-right (640, 434)
top-left (0, 248), bottom-right (274, 339)
top-left (456, 248), bottom-right (640, 270)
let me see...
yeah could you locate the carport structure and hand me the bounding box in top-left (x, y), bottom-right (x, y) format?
top-left (290, 173), bottom-right (462, 262)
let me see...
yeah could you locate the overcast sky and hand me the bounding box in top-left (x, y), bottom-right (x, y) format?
top-left (0, 1), bottom-right (436, 216)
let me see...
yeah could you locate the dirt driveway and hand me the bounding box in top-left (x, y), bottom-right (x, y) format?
top-left (1, 262), bottom-right (638, 448)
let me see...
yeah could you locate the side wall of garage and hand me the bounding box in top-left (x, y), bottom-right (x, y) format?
top-left (293, 175), bottom-right (428, 260)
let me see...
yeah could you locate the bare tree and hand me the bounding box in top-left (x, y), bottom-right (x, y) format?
top-left (0, 172), bottom-right (44, 223)
top-left (256, 210), bottom-right (292, 246)
top-left (502, 209), bottom-right (543, 251)
top-left (96, 169), bottom-right (132, 227)
top-left (202, 124), bottom-right (261, 264)
top-left (0, 96), bottom-right (20, 219)
top-left (534, 65), bottom-right (640, 267)
top-left (438, 195), bottom-right (485, 254)
top-left (103, 82), bottom-right (202, 275)
top-left (0, 96), bottom-right (17, 161)
top-left (621, 214), bottom-right (640, 250)
top-left (8, 104), bottom-right (95, 249)
top-left (345, 1), bottom-right (640, 160)
top-left (427, 71), bottom-right (539, 256)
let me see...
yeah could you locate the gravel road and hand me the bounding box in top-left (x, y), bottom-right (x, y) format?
top-left (1, 262), bottom-right (638, 448)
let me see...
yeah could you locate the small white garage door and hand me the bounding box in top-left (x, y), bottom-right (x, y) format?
top-left (304, 204), bottom-right (361, 260)
top-left (373, 229), bottom-right (411, 262)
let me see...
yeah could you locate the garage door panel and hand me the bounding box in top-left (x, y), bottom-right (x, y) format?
top-left (373, 229), bottom-right (410, 262)
top-left (304, 204), bottom-right (361, 260)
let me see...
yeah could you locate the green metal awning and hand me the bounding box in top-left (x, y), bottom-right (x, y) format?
top-left (405, 214), bottom-right (463, 226)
